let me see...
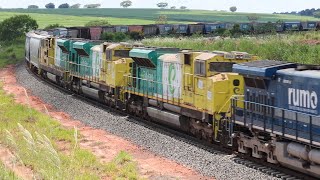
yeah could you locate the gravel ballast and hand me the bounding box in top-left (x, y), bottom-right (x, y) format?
top-left (16, 64), bottom-right (278, 180)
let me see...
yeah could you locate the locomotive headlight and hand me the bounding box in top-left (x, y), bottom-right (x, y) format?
top-left (231, 133), bottom-right (238, 138)
top-left (264, 143), bottom-right (271, 148)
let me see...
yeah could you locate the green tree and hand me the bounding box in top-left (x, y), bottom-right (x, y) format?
top-left (254, 22), bottom-right (276, 34)
top-left (58, 3), bottom-right (69, 8)
top-left (84, 4), bottom-right (101, 8)
top-left (128, 31), bottom-right (143, 40)
top-left (114, 32), bottom-right (129, 42)
top-left (180, 6), bottom-right (187, 10)
top-left (229, 24), bottom-right (242, 37)
top-left (45, 3), bottom-right (55, 9)
top-left (44, 24), bottom-right (64, 30)
top-left (120, 0), bottom-right (132, 8)
top-left (85, 20), bottom-right (110, 27)
top-left (70, 3), bottom-right (81, 8)
top-left (155, 15), bottom-right (168, 24)
top-left (101, 32), bottom-right (115, 41)
top-left (230, 6), bottom-right (237, 12)
top-left (28, 5), bottom-right (39, 9)
top-left (157, 2), bottom-right (168, 9)
top-left (0, 15), bottom-right (38, 41)
top-left (170, 6), bottom-right (176, 9)
top-left (314, 11), bottom-right (320, 18)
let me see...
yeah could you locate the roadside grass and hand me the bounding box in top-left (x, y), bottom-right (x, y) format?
top-left (0, 162), bottom-right (20, 180)
top-left (105, 151), bottom-right (139, 179)
top-left (0, 85), bottom-right (141, 179)
top-left (0, 38), bottom-right (25, 68)
top-left (142, 31), bottom-right (320, 64)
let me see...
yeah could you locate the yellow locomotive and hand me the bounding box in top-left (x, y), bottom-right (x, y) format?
top-left (26, 31), bottom-right (257, 146)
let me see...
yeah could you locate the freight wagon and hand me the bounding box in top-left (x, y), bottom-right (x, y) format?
top-left (67, 29), bottom-right (79, 38)
top-left (284, 22), bottom-right (301, 31)
top-left (89, 27), bottom-right (102, 40)
top-left (77, 27), bottom-right (91, 39)
top-left (128, 25), bottom-right (144, 33)
top-left (301, 21), bottom-right (317, 31)
top-left (188, 24), bottom-right (204, 34)
top-left (42, 20), bottom-right (320, 41)
top-left (115, 26), bottom-right (129, 33)
top-left (173, 24), bottom-right (188, 34)
top-left (102, 26), bottom-right (115, 33)
top-left (143, 25), bottom-right (158, 37)
top-left (204, 23), bottom-right (226, 34)
top-left (157, 24), bottom-right (174, 35)
top-left (53, 28), bottom-right (68, 37)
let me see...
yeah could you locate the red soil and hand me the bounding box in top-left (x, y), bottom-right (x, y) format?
top-left (0, 66), bottom-right (213, 180)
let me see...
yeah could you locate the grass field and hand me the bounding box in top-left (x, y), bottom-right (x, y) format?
top-left (0, 12), bottom-right (185, 28)
top-left (1, 8), bottom-right (319, 24)
top-left (0, 84), bottom-right (140, 179)
top-left (0, 163), bottom-right (20, 180)
top-left (0, 38), bottom-right (25, 68)
top-left (143, 31), bottom-right (320, 64)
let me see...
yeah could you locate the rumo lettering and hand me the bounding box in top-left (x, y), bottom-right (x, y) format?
top-left (288, 88), bottom-right (318, 109)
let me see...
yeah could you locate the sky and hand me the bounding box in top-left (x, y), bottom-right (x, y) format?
top-left (2, 0), bottom-right (320, 13)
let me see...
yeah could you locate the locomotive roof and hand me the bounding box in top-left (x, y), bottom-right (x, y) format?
top-left (91, 45), bottom-right (101, 52)
top-left (195, 53), bottom-right (217, 60)
top-left (158, 54), bottom-right (181, 63)
top-left (277, 68), bottom-right (320, 79)
top-left (106, 43), bottom-right (120, 50)
top-left (233, 60), bottom-right (297, 78)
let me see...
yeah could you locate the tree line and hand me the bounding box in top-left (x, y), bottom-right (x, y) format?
top-left (27, 1), bottom-right (188, 9)
top-left (274, 8), bottom-right (320, 18)
top-left (28, 3), bottom-right (101, 9)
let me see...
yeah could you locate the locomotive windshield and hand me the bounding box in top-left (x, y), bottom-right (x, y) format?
top-left (209, 62), bottom-right (235, 72)
top-left (106, 49), bottom-right (112, 60)
top-left (114, 50), bottom-right (130, 58)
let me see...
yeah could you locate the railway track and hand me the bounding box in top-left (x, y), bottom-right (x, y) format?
top-left (25, 65), bottom-right (317, 180)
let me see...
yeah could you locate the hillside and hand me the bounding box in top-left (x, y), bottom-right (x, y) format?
top-left (1, 8), bottom-right (319, 23)
top-left (0, 12), bottom-right (184, 28)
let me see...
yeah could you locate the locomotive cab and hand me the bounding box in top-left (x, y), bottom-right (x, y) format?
top-left (182, 51), bottom-right (257, 144)
top-left (232, 60), bottom-right (320, 177)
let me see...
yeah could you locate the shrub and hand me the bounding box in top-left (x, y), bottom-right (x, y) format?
top-left (85, 20), bottom-right (110, 27)
top-left (101, 32), bottom-right (129, 42)
top-left (44, 24), bottom-right (64, 30)
top-left (0, 15), bottom-right (38, 41)
top-left (101, 32), bottom-right (115, 41)
top-left (114, 32), bottom-right (129, 42)
top-left (128, 31), bottom-right (143, 40)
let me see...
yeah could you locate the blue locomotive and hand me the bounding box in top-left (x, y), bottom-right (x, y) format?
top-left (232, 60), bottom-right (320, 177)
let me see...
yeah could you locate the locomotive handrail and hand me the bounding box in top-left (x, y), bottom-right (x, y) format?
top-left (231, 97), bottom-right (319, 146)
top-left (232, 98), bottom-right (320, 118)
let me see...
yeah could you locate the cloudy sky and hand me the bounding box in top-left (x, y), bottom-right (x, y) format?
top-left (2, 0), bottom-right (320, 13)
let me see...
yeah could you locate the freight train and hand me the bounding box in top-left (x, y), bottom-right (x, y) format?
top-left (25, 30), bottom-right (320, 178)
top-left (48, 21), bottom-right (320, 39)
